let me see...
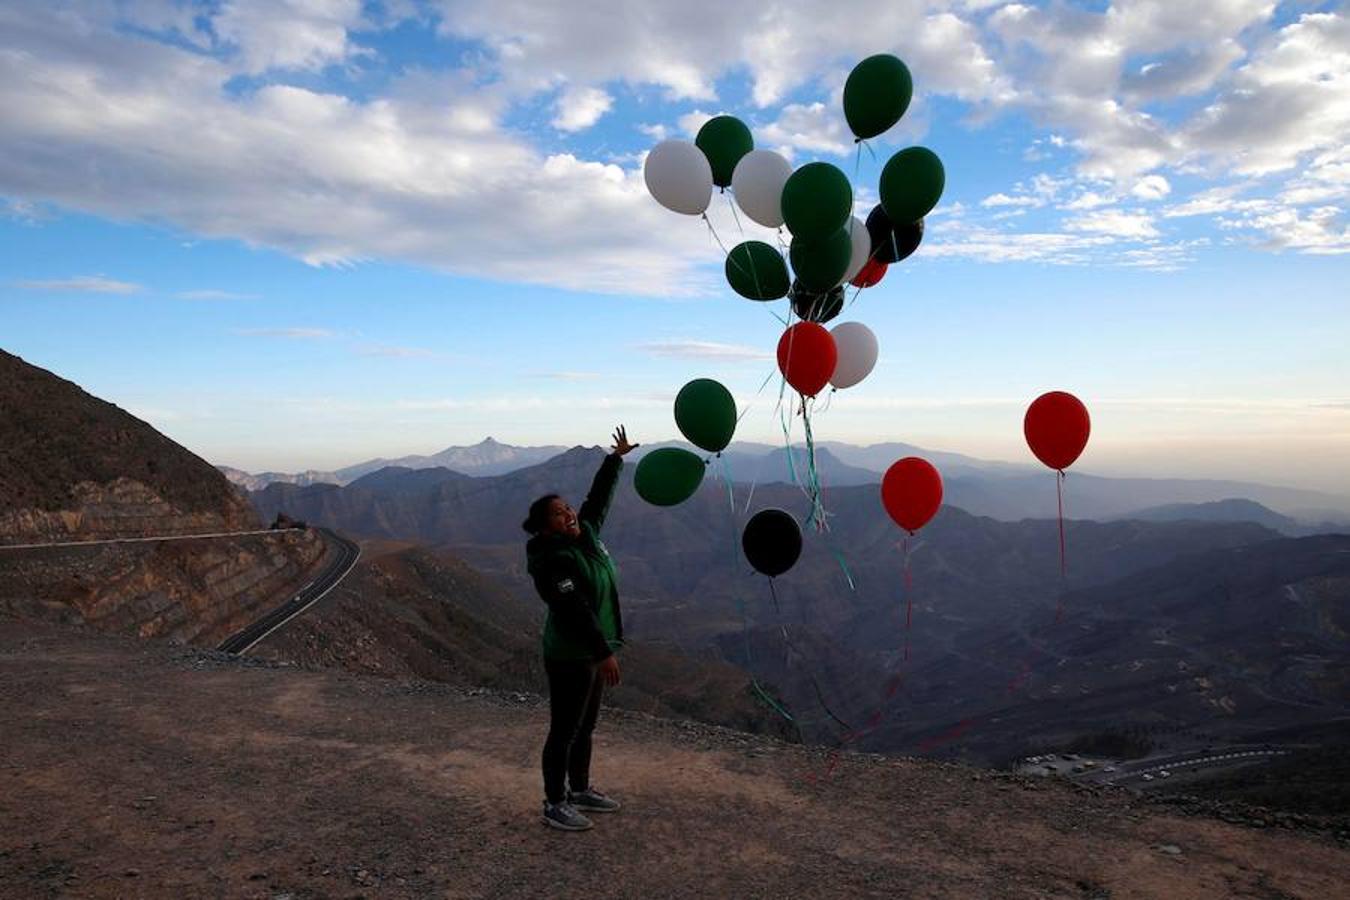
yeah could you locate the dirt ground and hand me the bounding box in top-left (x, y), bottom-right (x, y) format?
top-left (2, 620), bottom-right (1347, 900)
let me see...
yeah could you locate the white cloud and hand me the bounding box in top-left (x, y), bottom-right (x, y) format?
top-left (1222, 204), bottom-right (1350, 255)
top-left (924, 229), bottom-right (1115, 265)
top-left (758, 102), bottom-right (853, 157)
top-left (1065, 209), bottom-right (1159, 239)
top-left (1183, 12), bottom-right (1350, 176)
top-left (676, 109), bottom-right (716, 138)
top-left (1121, 42), bottom-right (1247, 100)
top-left (981, 193), bottom-right (1041, 208)
top-left (552, 85), bottom-right (614, 132)
top-left (638, 340), bottom-right (771, 361)
top-left (233, 327), bottom-right (335, 339)
top-left (0, 7), bottom-right (727, 296)
top-left (1130, 174), bottom-right (1171, 200)
top-left (210, 0), bottom-right (369, 74)
top-left (1161, 185), bottom-right (1261, 218)
top-left (3, 0), bottom-right (1346, 288)
top-left (1062, 191), bottom-right (1116, 210)
top-left (13, 275), bottom-right (142, 294)
top-left (428, 0), bottom-right (1014, 110)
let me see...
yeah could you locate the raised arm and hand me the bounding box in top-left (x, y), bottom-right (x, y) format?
top-left (578, 425), bottom-right (638, 533)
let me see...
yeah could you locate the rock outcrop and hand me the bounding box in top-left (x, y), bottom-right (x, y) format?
top-left (0, 529), bottom-right (328, 645)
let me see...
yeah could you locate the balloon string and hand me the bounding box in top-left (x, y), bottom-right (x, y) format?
top-left (769, 578), bottom-right (855, 736)
top-left (737, 364), bottom-right (780, 428)
top-left (702, 212), bottom-right (732, 257)
top-left (903, 535), bottom-right (913, 662)
top-left (726, 190), bottom-right (746, 237)
top-left (1056, 469), bottom-right (1067, 623)
top-left (801, 395), bottom-right (828, 532)
top-left (740, 584), bottom-right (797, 726)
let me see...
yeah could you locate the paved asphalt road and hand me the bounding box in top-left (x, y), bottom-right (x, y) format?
top-left (216, 527), bottom-right (361, 655)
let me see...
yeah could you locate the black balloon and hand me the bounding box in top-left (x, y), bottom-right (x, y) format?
top-left (865, 204), bottom-right (924, 264)
top-left (742, 508), bottom-right (803, 577)
top-left (789, 280), bottom-right (844, 323)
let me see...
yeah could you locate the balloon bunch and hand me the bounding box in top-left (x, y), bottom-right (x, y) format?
top-left (644, 53), bottom-right (942, 533)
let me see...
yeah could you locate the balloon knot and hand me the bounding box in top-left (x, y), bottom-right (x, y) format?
top-left (854, 137), bottom-right (862, 144)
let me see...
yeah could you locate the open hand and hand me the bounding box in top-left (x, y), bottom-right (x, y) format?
top-left (610, 425), bottom-right (639, 457)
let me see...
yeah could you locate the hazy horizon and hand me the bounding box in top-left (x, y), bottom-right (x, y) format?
top-left (197, 424), bottom-right (1350, 500)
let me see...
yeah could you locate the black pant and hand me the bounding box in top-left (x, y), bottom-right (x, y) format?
top-left (542, 658), bottom-right (604, 804)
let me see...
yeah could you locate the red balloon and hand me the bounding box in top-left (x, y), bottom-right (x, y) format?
top-left (881, 457), bottom-right (943, 533)
top-left (1024, 391), bottom-right (1091, 471)
top-left (851, 257), bottom-right (888, 288)
top-left (776, 322), bottom-right (837, 397)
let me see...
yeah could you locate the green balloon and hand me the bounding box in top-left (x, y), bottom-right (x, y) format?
top-left (879, 146), bottom-right (945, 225)
top-left (725, 241), bottom-right (789, 301)
top-left (789, 227), bottom-right (852, 292)
top-left (780, 162), bottom-right (852, 240)
top-left (634, 448), bottom-right (706, 507)
top-left (843, 54), bottom-right (913, 140)
top-left (696, 115), bottom-right (754, 189)
top-left (674, 379), bottom-right (737, 453)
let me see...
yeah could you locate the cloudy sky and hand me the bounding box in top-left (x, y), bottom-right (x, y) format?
top-left (2, 0), bottom-right (1348, 493)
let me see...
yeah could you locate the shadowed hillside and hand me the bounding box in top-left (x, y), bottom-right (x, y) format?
top-left (0, 350), bottom-right (256, 542)
top-left (254, 542), bottom-right (797, 740)
top-left (0, 350), bottom-right (328, 643)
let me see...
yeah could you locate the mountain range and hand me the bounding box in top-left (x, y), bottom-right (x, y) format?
top-left (249, 447), bottom-right (1350, 762)
top-left (219, 437), bottom-right (567, 490)
top-left (226, 437), bottom-right (1350, 524)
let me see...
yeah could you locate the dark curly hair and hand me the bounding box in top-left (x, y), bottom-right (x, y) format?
top-left (522, 493), bottom-right (561, 535)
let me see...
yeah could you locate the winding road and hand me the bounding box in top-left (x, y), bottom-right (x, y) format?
top-left (216, 527), bottom-right (361, 655)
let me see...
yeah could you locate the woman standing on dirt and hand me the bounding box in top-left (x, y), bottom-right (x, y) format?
top-left (523, 426), bottom-right (638, 832)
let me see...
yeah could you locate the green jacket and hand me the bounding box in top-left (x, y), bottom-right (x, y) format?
top-left (526, 453), bottom-right (625, 662)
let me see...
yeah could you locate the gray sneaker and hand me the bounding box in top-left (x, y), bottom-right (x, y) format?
top-left (568, 787), bottom-right (621, 813)
top-left (541, 801), bottom-right (593, 831)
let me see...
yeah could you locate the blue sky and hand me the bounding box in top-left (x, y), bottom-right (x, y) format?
top-left (2, 1), bottom-right (1348, 492)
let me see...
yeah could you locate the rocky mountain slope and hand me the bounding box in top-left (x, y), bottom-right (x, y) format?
top-left (0, 349), bottom-right (329, 645)
top-left (254, 542), bottom-right (796, 739)
top-left (2, 621), bottom-right (1346, 899)
top-left (0, 350), bottom-right (256, 543)
top-left (0, 530), bottom-right (327, 645)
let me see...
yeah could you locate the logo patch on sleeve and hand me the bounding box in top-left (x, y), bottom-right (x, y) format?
top-left (556, 578), bottom-right (575, 594)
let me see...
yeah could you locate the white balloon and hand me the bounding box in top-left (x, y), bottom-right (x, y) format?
top-left (731, 149), bottom-right (792, 228)
top-left (644, 140), bottom-right (713, 216)
top-left (843, 215), bottom-right (871, 283)
top-left (829, 322), bottom-right (879, 390)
